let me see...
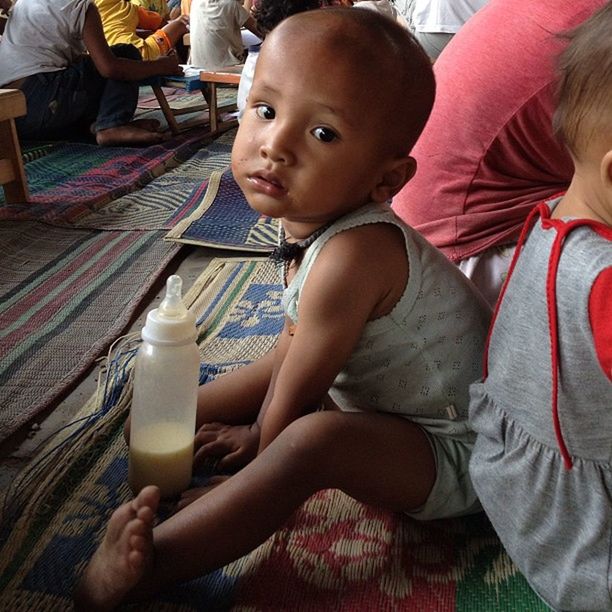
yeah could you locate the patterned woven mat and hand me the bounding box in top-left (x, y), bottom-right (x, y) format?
top-left (138, 85), bottom-right (200, 109)
top-left (166, 168), bottom-right (278, 252)
top-left (0, 220), bottom-right (180, 443)
top-left (0, 257), bottom-right (547, 611)
top-left (63, 129), bottom-right (237, 231)
top-left (0, 129), bottom-right (214, 222)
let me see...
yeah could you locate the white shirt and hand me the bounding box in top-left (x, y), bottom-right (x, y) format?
top-left (353, 0), bottom-right (410, 28)
top-left (189, 0), bottom-right (249, 70)
top-left (412, 0), bottom-right (489, 33)
top-left (0, 0), bottom-right (91, 86)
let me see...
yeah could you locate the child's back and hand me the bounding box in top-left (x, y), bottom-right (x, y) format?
top-left (290, 203), bottom-right (489, 443)
top-left (469, 4), bottom-right (612, 609)
top-left (189, 0), bottom-right (252, 68)
top-left (469, 199), bottom-right (611, 609)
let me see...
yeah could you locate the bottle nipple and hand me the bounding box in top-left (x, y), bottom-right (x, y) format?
top-left (158, 275), bottom-right (188, 320)
top-left (141, 274), bottom-right (196, 344)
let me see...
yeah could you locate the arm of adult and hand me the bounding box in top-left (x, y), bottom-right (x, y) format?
top-left (82, 3), bottom-right (183, 80)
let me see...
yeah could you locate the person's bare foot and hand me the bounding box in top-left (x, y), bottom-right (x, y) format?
top-left (73, 486), bottom-right (160, 611)
top-left (175, 475), bottom-right (230, 510)
top-left (95, 124), bottom-right (166, 147)
top-left (193, 422), bottom-right (260, 471)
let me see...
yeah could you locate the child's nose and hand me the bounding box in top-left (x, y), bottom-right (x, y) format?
top-left (260, 125), bottom-right (296, 165)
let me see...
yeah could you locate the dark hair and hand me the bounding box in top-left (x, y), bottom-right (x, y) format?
top-left (253, 0), bottom-right (322, 37)
top-left (553, 2), bottom-right (612, 159)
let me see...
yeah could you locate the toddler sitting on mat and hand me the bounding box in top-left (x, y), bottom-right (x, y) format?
top-left (75, 8), bottom-right (490, 608)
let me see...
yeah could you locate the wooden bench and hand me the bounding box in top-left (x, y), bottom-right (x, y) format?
top-left (0, 88), bottom-right (29, 204)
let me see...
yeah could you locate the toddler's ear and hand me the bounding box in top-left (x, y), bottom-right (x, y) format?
top-left (602, 150), bottom-right (612, 188)
top-left (370, 156), bottom-right (417, 203)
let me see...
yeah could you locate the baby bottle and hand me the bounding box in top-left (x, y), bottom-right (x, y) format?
top-left (128, 275), bottom-right (200, 499)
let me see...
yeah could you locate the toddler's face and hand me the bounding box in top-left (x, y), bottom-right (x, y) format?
top-left (231, 31), bottom-right (396, 229)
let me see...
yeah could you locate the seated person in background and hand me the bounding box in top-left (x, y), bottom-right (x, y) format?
top-left (391, 0), bottom-right (606, 306)
top-left (237, 0), bottom-right (322, 114)
top-left (188, 0), bottom-right (260, 69)
top-left (407, 0), bottom-right (489, 60)
top-left (166, 0), bottom-right (182, 18)
top-left (95, 0), bottom-right (189, 60)
top-left (350, 0), bottom-right (409, 28)
top-left (74, 9), bottom-right (491, 608)
top-left (0, 0), bottom-right (183, 146)
top-left (469, 4), bottom-right (612, 609)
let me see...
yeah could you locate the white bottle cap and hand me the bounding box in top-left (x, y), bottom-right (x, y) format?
top-left (141, 275), bottom-right (197, 345)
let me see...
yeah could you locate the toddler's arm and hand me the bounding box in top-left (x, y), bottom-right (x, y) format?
top-left (258, 223), bottom-right (408, 450)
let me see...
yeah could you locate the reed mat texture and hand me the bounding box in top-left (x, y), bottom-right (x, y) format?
top-left (65, 130), bottom-right (236, 231)
top-left (166, 168), bottom-right (278, 252)
top-left (0, 221), bottom-right (180, 443)
top-left (0, 258), bottom-right (547, 611)
top-left (0, 129), bottom-right (215, 221)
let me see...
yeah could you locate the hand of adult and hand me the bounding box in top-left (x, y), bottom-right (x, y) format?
top-left (154, 51), bottom-right (184, 76)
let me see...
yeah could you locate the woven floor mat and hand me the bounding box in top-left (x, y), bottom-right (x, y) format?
top-left (0, 258), bottom-right (546, 611)
top-left (166, 168), bottom-right (278, 252)
top-left (61, 129), bottom-right (237, 231)
top-left (0, 129), bottom-right (215, 222)
top-left (0, 220), bottom-right (180, 443)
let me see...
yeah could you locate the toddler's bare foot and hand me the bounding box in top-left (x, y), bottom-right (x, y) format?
top-left (95, 124), bottom-right (166, 146)
top-left (175, 475), bottom-right (230, 510)
top-left (73, 486), bottom-right (160, 611)
top-left (194, 422), bottom-right (260, 471)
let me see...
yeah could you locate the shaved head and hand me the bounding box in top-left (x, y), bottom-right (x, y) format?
top-left (261, 8), bottom-right (435, 155)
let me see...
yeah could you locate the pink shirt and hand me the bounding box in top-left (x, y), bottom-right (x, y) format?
top-left (392, 0), bottom-right (606, 262)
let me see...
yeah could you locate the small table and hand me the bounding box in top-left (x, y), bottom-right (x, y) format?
top-left (199, 65), bottom-right (243, 135)
top-left (0, 88), bottom-right (29, 204)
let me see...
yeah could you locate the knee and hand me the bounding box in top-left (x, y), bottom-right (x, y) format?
top-left (271, 412), bottom-right (343, 473)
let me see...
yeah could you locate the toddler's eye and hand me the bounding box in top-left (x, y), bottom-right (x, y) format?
top-left (255, 105), bottom-right (275, 120)
top-left (312, 127), bottom-right (338, 143)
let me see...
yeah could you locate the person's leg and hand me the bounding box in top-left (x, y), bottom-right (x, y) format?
top-left (123, 348), bottom-right (274, 464)
top-left (191, 348), bottom-right (275, 468)
top-left (15, 65), bottom-right (102, 140)
top-left (89, 44), bottom-right (140, 133)
top-left (75, 410), bottom-right (435, 608)
top-left (89, 44), bottom-right (167, 145)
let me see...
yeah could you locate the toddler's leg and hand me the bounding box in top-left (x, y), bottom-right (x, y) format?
top-left (77, 410), bottom-right (435, 607)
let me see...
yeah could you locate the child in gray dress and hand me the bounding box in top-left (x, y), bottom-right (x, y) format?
top-left (469, 4), bottom-right (612, 610)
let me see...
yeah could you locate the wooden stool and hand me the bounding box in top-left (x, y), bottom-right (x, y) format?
top-left (199, 65), bottom-right (243, 135)
top-left (0, 89), bottom-right (29, 204)
top-left (145, 74), bottom-right (210, 135)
